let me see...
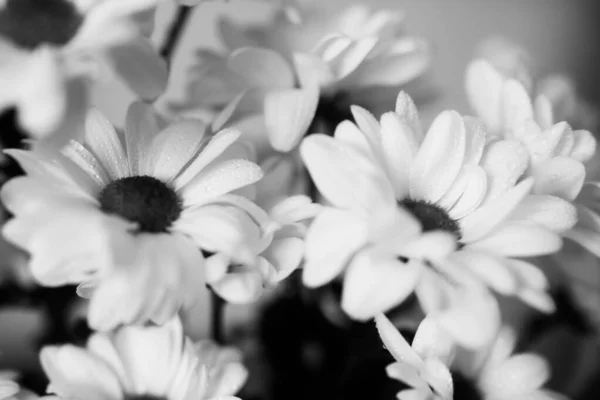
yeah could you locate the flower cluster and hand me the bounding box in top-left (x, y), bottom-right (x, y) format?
top-left (0, 1), bottom-right (598, 400)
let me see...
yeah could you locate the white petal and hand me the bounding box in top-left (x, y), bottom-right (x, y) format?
top-left (460, 177), bottom-right (533, 243)
top-left (148, 120), bottom-right (207, 181)
top-left (342, 253), bottom-right (421, 320)
top-left (444, 166), bottom-right (488, 220)
top-left (386, 362), bottom-right (422, 388)
top-left (501, 79), bottom-right (534, 133)
top-left (262, 237), bottom-right (304, 283)
top-left (465, 59), bottom-right (504, 133)
top-left (85, 109), bottom-right (129, 180)
top-left (462, 116), bottom-right (487, 165)
top-left (109, 37), bottom-right (168, 101)
top-left (395, 91), bottom-right (422, 138)
top-left (451, 250), bottom-right (518, 295)
top-left (125, 101), bottom-right (161, 176)
top-left (341, 44), bottom-right (430, 87)
top-left (327, 36), bottom-right (378, 79)
top-left (479, 139), bottom-right (529, 204)
top-left (174, 129), bottom-right (241, 191)
top-left (228, 47), bottom-right (295, 89)
top-left (333, 120), bottom-right (374, 158)
top-left (180, 159), bottom-right (263, 207)
top-left (380, 112), bottom-right (419, 198)
top-left (302, 208), bottom-right (367, 287)
top-left (40, 346), bottom-right (122, 400)
top-left (374, 314), bottom-right (422, 367)
top-left (570, 129), bottom-right (596, 163)
top-left (507, 259), bottom-right (549, 291)
top-left (350, 105), bottom-right (381, 148)
top-left (62, 140), bottom-right (110, 188)
top-left (479, 354), bottom-right (549, 398)
top-left (469, 222), bottom-right (562, 257)
top-left (211, 269), bottom-right (264, 304)
top-left (421, 358), bottom-right (453, 400)
top-left (436, 288), bottom-right (501, 349)
top-left (410, 111), bottom-right (466, 203)
top-left (264, 86), bottom-right (319, 152)
top-left (412, 317), bottom-right (455, 366)
top-left (509, 194), bottom-right (577, 232)
top-left (174, 205), bottom-right (259, 263)
top-left (531, 157), bottom-right (585, 201)
top-left (300, 134), bottom-right (395, 210)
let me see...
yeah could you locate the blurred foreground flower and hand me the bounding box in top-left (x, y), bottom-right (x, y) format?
top-left (1, 102), bottom-right (265, 330)
top-left (41, 318), bottom-right (247, 400)
top-left (0, 0), bottom-right (167, 148)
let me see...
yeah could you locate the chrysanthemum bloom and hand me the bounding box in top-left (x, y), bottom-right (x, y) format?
top-left (467, 59), bottom-right (600, 307)
top-left (205, 156), bottom-right (321, 303)
top-left (173, 1), bottom-right (430, 158)
top-left (451, 327), bottom-right (567, 400)
top-left (1, 102), bottom-right (264, 330)
top-left (375, 314), bottom-right (454, 400)
top-left (41, 318), bottom-right (247, 400)
top-left (302, 91), bottom-right (569, 320)
top-left (0, 0), bottom-right (167, 148)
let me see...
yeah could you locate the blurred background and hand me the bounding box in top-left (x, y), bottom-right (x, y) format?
top-left (2, 0), bottom-right (600, 399)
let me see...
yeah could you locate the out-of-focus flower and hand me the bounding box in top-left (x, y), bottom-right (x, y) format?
top-left (0, 0), bottom-right (167, 149)
top-left (206, 155), bottom-right (321, 304)
top-left (375, 314), bottom-right (454, 400)
top-left (301, 91), bottom-right (564, 324)
top-left (467, 58), bottom-right (600, 325)
top-left (173, 2), bottom-right (430, 159)
top-left (1, 102), bottom-right (264, 330)
top-left (41, 318), bottom-right (247, 400)
top-left (452, 327), bottom-right (567, 400)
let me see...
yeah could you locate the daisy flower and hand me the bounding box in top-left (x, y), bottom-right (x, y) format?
top-left (0, 0), bottom-right (167, 148)
top-left (173, 1), bottom-right (430, 157)
top-left (451, 327), bottom-right (567, 400)
top-left (375, 313), bottom-right (454, 400)
top-left (41, 318), bottom-right (248, 400)
top-left (467, 58), bottom-right (600, 307)
top-left (299, 127), bottom-right (457, 322)
top-left (206, 156), bottom-right (321, 303)
top-left (301, 91), bottom-right (568, 319)
top-left (1, 102), bottom-right (263, 330)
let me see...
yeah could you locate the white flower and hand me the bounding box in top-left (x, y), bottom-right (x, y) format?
top-left (375, 314), bottom-right (454, 400)
top-left (300, 129), bottom-right (457, 321)
top-left (41, 318), bottom-right (247, 400)
top-left (1, 102), bottom-right (263, 330)
top-left (452, 327), bottom-right (568, 400)
top-left (466, 58), bottom-right (600, 309)
top-left (301, 90), bottom-right (564, 321)
top-left (174, 2), bottom-right (429, 156)
top-left (206, 156), bottom-right (321, 303)
top-left (0, 0), bottom-right (167, 148)
top-left (0, 380), bottom-right (19, 400)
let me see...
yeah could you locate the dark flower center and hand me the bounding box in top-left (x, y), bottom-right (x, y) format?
top-left (99, 176), bottom-right (183, 234)
top-left (452, 372), bottom-right (483, 400)
top-left (400, 198), bottom-right (461, 240)
top-left (0, 0), bottom-right (83, 49)
top-left (308, 93), bottom-right (354, 137)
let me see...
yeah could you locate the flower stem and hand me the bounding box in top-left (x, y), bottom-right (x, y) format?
top-left (159, 5), bottom-right (193, 64)
top-left (211, 290), bottom-right (225, 344)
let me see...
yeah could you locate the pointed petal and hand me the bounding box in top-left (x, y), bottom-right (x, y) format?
top-left (469, 222), bottom-right (562, 257)
top-left (264, 86), bottom-right (319, 152)
top-left (374, 313), bottom-right (422, 367)
top-left (410, 111), bottom-right (466, 203)
top-left (85, 109), bottom-right (128, 179)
